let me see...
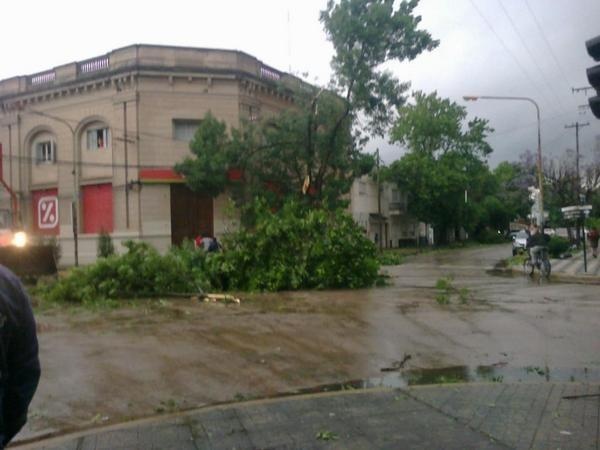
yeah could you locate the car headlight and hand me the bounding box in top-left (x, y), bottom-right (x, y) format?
top-left (12, 231), bottom-right (27, 248)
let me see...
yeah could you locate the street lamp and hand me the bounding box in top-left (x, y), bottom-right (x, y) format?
top-left (463, 95), bottom-right (544, 227)
top-left (27, 109), bottom-right (80, 266)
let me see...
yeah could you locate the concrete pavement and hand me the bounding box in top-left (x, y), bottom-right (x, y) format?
top-left (550, 251), bottom-right (600, 277)
top-left (13, 381), bottom-right (600, 450)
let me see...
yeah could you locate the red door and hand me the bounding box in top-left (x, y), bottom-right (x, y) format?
top-left (32, 188), bottom-right (59, 235)
top-left (82, 183), bottom-right (113, 233)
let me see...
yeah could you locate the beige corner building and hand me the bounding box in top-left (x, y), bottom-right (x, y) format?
top-left (0, 44), bottom-right (297, 265)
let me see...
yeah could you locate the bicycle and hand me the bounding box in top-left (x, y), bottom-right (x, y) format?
top-left (523, 246), bottom-right (551, 278)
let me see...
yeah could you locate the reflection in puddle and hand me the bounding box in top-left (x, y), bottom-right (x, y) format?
top-left (293, 365), bottom-right (600, 395)
top-left (486, 268), bottom-right (557, 284)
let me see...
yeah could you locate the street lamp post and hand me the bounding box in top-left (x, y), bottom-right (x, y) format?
top-left (27, 109), bottom-right (79, 266)
top-left (463, 95), bottom-right (544, 227)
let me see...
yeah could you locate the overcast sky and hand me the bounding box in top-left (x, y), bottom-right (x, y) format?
top-left (2, 0), bottom-right (600, 168)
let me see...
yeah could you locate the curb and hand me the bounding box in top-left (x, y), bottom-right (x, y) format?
top-left (493, 266), bottom-right (600, 285)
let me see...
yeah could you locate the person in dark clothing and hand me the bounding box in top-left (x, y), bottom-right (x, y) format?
top-left (526, 225), bottom-right (550, 265)
top-left (207, 237), bottom-right (221, 253)
top-left (588, 226), bottom-right (599, 258)
top-left (0, 265), bottom-right (40, 449)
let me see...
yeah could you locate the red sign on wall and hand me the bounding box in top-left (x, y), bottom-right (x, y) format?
top-left (32, 188), bottom-right (59, 235)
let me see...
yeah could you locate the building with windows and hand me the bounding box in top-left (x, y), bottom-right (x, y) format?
top-left (348, 175), bottom-right (427, 248)
top-left (0, 44), bottom-right (297, 265)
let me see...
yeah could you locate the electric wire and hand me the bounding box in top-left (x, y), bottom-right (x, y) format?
top-left (490, 110), bottom-right (572, 137)
top-left (522, 0), bottom-right (572, 88)
top-left (496, 0), bottom-right (568, 114)
top-left (468, 0), bottom-right (554, 108)
top-left (0, 153), bottom-right (182, 170)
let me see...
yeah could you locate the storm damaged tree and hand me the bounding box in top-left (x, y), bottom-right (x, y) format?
top-left (386, 91), bottom-right (494, 243)
top-left (176, 0), bottom-right (438, 217)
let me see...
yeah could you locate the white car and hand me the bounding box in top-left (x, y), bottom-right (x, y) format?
top-left (512, 230), bottom-right (529, 256)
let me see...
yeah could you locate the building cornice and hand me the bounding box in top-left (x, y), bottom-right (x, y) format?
top-left (0, 45), bottom-right (301, 110)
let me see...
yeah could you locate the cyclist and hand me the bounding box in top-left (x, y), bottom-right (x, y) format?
top-left (526, 224), bottom-right (549, 267)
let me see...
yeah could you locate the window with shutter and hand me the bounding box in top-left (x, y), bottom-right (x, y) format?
top-left (86, 128), bottom-right (109, 150)
top-left (35, 140), bottom-right (56, 164)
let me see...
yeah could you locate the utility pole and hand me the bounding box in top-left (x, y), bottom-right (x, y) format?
top-left (565, 122), bottom-right (589, 193)
top-left (376, 148), bottom-right (383, 251)
top-left (565, 121), bottom-right (590, 270)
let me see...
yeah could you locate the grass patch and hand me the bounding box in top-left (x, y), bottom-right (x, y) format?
top-left (316, 430), bottom-right (339, 441)
top-left (434, 275), bottom-right (472, 305)
top-left (507, 253), bottom-right (528, 267)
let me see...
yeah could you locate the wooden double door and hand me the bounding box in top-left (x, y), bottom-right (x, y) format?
top-left (170, 184), bottom-right (213, 246)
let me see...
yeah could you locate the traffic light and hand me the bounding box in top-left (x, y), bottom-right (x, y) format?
top-left (586, 35), bottom-right (600, 118)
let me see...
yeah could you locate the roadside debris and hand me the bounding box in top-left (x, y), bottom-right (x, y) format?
top-left (89, 414), bottom-right (109, 425)
top-left (381, 353), bottom-right (412, 372)
top-left (562, 393), bottom-right (600, 400)
top-left (192, 293), bottom-right (241, 304)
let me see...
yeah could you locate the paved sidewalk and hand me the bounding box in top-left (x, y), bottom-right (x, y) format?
top-left (12, 382), bottom-right (599, 450)
top-left (551, 251), bottom-right (600, 277)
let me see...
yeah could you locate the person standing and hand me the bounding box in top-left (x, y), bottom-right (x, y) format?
top-left (0, 265), bottom-right (40, 449)
top-left (588, 226), bottom-right (599, 258)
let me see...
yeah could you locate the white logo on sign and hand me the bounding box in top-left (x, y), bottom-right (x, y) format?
top-left (38, 196), bottom-right (59, 229)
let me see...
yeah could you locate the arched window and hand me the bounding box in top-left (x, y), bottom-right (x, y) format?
top-left (85, 122), bottom-right (110, 150)
top-left (31, 131), bottom-right (56, 164)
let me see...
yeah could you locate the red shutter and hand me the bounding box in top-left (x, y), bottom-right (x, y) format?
top-left (32, 188), bottom-right (60, 235)
top-left (82, 183), bottom-right (113, 233)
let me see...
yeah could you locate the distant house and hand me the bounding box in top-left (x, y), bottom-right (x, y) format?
top-left (348, 175), bottom-right (428, 247)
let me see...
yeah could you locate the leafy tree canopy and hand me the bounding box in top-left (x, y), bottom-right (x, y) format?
top-left (321, 0), bottom-right (438, 135)
top-left (386, 91), bottom-right (494, 241)
top-left (176, 0), bottom-right (438, 216)
top-left (391, 91), bottom-right (493, 158)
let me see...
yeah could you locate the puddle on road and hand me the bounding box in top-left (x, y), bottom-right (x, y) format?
top-left (293, 365), bottom-right (600, 395)
top-left (486, 269), bottom-right (563, 289)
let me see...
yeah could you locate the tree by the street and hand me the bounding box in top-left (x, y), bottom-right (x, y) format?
top-left (491, 161), bottom-right (533, 225)
top-left (176, 0), bottom-right (438, 214)
top-left (386, 91), bottom-right (494, 243)
top-left (320, 0), bottom-right (439, 135)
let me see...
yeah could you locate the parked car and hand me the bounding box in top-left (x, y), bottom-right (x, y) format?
top-left (512, 230), bottom-right (529, 256)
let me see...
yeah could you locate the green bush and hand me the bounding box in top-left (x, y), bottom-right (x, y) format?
top-left (37, 201), bottom-right (380, 303)
top-left (547, 236), bottom-right (570, 258)
top-left (97, 230), bottom-right (115, 258)
top-left (42, 241), bottom-right (211, 304)
top-left (377, 251), bottom-right (405, 266)
top-left (209, 200), bottom-right (379, 291)
top-left (475, 228), bottom-right (506, 244)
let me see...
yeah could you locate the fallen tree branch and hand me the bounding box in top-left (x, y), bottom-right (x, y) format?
top-left (562, 393), bottom-right (600, 400)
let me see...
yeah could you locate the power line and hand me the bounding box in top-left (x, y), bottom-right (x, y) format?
top-left (468, 0), bottom-right (554, 108)
top-left (17, 109), bottom-right (181, 144)
top-left (523, 0), bottom-right (571, 88)
top-left (0, 153), bottom-right (180, 170)
top-left (496, 0), bottom-right (568, 114)
top-left (14, 183), bottom-right (136, 201)
top-left (489, 110), bottom-right (572, 137)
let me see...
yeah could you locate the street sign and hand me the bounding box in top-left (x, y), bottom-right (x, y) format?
top-left (38, 196), bottom-right (59, 229)
top-left (561, 205), bottom-right (592, 220)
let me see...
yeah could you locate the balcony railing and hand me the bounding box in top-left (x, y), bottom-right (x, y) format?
top-left (260, 65), bottom-right (281, 82)
top-left (29, 71), bottom-right (56, 86)
top-left (78, 55), bottom-right (110, 75)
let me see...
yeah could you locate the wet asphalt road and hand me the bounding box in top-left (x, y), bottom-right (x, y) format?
top-left (18, 244), bottom-right (600, 444)
top-left (377, 244), bottom-right (600, 375)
